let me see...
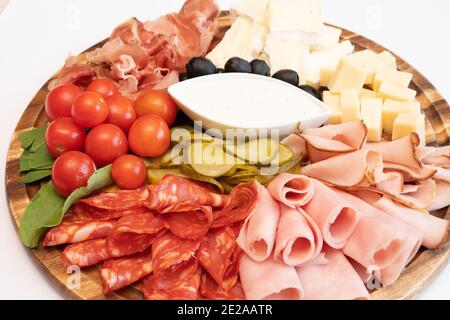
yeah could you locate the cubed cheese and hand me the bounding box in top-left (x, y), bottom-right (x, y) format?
top-left (378, 82), bottom-right (416, 101)
top-left (319, 67), bottom-right (334, 87)
top-left (377, 51), bottom-right (397, 71)
top-left (206, 17), bottom-right (267, 68)
top-left (230, 0), bottom-right (271, 25)
top-left (361, 98), bottom-right (383, 142)
top-left (373, 69), bottom-right (413, 92)
top-left (360, 88), bottom-right (377, 99)
top-left (348, 50), bottom-right (379, 84)
top-left (323, 91), bottom-right (341, 124)
top-left (327, 57), bottom-right (367, 93)
top-left (340, 89), bottom-right (360, 122)
top-left (310, 25), bottom-right (342, 51)
top-left (382, 99), bottom-right (421, 134)
top-left (392, 113), bottom-right (426, 145)
top-left (268, 0), bottom-right (323, 33)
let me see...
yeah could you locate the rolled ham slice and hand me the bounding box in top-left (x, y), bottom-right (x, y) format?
top-left (429, 180), bottom-right (450, 211)
top-left (267, 173), bottom-right (314, 208)
top-left (302, 179), bottom-right (359, 249)
top-left (296, 246), bottom-right (370, 300)
top-left (274, 205), bottom-right (323, 266)
top-left (236, 184), bottom-right (280, 262)
top-left (281, 134), bottom-right (306, 158)
top-left (239, 254), bottom-right (304, 300)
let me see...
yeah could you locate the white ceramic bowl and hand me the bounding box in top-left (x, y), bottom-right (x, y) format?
top-left (168, 73), bottom-right (331, 138)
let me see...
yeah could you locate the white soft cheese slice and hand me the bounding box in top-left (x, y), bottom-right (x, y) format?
top-left (206, 17), bottom-right (267, 68)
top-left (268, 0), bottom-right (323, 33)
top-left (230, 0), bottom-right (271, 24)
top-left (310, 25), bottom-right (342, 51)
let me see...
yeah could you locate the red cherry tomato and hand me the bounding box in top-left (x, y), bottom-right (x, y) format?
top-left (45, 117), bottom-right (86, 158)
top-left (71, 92), bottom-right (109, 128)
top-left (45, 84), bottom-right (83, 120)
top-left (134, 89), bottom-right (178, 126)
top-left (106, 94), bottom-right (137, 133)
top-left (84, 124), bottom-right (128, 166)
top-left (87, 78), bottom-right (119, 98)
top-left (52, 151), bottom-right (96, 197)
top-left (128, 114), bottom-right (170, 158)
top-left (111, 154), bottom-right (147, 189)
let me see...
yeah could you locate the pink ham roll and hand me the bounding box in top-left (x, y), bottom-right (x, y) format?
top-left (297, 246), bottom-right (370, 300)
top-left (239, 254), bottom-right (304, 300)
top-left (267, 173), bottom-right (314, 208)
top-left (302, 179), bottom-right (359, 249)
top-left (236, 184), bottom-right (280, 262)
top-left (274, 205), bottom-right (323, 266)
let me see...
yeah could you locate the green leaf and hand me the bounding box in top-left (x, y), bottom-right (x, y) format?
top-left (19, 182), bottom-right (65, 248)
top-left (62, 165), bottom-right (113, 214)
top-left (19, 170), bottom-right (52, 184)
top-left (28, 143), bottom-right (54, 170)
top-left (18, 127), bottom-right (46, 150)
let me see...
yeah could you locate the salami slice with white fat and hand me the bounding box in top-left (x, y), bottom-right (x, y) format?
top-left (80, 187), bottom-right (149, 211)
top-left (163, 209), bottom-right (212, 240)
top-left (61, 238), bottom-right (110, 267)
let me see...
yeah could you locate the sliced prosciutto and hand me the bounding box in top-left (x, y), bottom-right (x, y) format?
top-left (302, 179), bottom-right (359, 249)
top-left (239, 254), bottom-right (304, 300)
top-left (274, 206), bottom-right (323, 266)
top-left (236, 183), bottom-right (280, 262)
top-left (61, 239), bottom-right (110, 267)
top-left (267, 173), bottom-right (314, 208)
top-left (297, 246), bottom-right (370, 300)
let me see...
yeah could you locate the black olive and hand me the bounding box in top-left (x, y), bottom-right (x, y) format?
top-left (299, 85), bottom-right (321, 100)
top-left (224, 57), bottom-right (252, 73)
top-left (250, 59), bottom-right (270, 76)
top-left (272, 69), bottom-right (299, 86)
top-left (217, 68), bottom-right (225, 73)
top-left (186, 57), bottom-right (217, 78)
top-left (179, 73), bottom-right (189, 82)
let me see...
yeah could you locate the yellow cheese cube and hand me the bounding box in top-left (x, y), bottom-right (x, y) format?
top-left (328, 57), bottom-right (367, 93)
top-left (392, 113), bottom-right (426, 145)
top-left (377, 51), bottom-right (397, 71)
top-left (348, 50), bottom-right (378, 85)
top-left (319, 67), bottom-right (335, 88)
top-left (378, 82), bottom-right (416, 101)
top-left (382, 99), bottom-right (421, 134)
top-left (340, 89), bottom-right (360, 122)
top-left (361, 98), bottom-right (383, 142)
top-left (373, 69), bottom-right (413, 92)
top-left (323, 91), bottom-right (342, 124)
top-left (360, 88), bottom-right (377, 99)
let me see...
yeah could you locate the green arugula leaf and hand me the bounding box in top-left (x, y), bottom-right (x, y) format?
top-left (19, 182), bottom-right (65, 248)
top-left (19, 169), bottom-right (52, 184)
top-left (18, 127), bottom-right (46, 150)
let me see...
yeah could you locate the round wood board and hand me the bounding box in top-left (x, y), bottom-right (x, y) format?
top-left (5, 11), bottom-right (450, 300)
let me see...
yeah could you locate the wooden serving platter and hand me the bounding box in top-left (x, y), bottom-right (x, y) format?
top-left (5, 12), bottom-right (450, 300)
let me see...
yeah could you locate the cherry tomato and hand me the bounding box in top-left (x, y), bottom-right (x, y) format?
top-left (45, 117), bottom-right (86, 158)
top-left (84, 124), bottom-right (128, 166)
top-left (111, 154), bottom-right (147, 189)
top-left (87, 78), bottom-right (119, 98)
top-left (128, 114), bottom-right (170, 158)
top-left (134, 89), bottom-right (177, 126)
top-left (106, 94), bottom-right (137, 133)
top-left (71, 92), bottom-right (109, 128)
top-left (52, 151), bottom-right (96, 197)
top-left (45, 84), bottom-right (83, 120)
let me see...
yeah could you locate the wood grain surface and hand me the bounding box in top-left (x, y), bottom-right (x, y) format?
top-left (5, 12), bottom-right (450, 300)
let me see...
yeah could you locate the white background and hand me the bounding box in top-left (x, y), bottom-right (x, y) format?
top-left (0, 0), bottom-right (449, 300)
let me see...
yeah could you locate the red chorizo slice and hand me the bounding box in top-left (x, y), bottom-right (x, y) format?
top-left (106, 212), bottom-right (168, 257)
top-left (144, 175), bottom-right (228, 213)
top-left (61, 238), bottom-right (110, 267)
top-left (142, 259), bottom-right (201, 300)
top-left (211, 183), bottom-right (258, 228)
top-left (79, 187), bottom-right (149, 211)
top-left (99, 249), bottom-right (153, 294)
top-left (163, 209), bottom-right (212, 240)
top-left (71, 202), bottom-right (149, 221)
top-left (199, 273), bottom-right (245, 300)
top-left (152, 231), bottom-right (200, 275)
top-left (43, 220), bottom-right (116, 246)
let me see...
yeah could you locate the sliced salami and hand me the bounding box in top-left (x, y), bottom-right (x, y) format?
top-left (43, 220), bottom-right (116, 246)
top-left (99, 249), bottom-right (153, 294)
top-left (163, 210), bottom-right (212, 240)
top-left (144, 175), bottom-right (228, 213)
top-left (71, 202), bottom-right (149, 221)
top-left (211, 183), bottom-right (258, 228)
top-left (152, 231), bottom-right (200, 275)
top-left (61, 238), bottom-right (110, 267)
top-left (80, 187), bottom-right (149, 211)
top-left (106, 212), bottom-right (168, 257)
top-left (200, 273), bottom-right (245, 300)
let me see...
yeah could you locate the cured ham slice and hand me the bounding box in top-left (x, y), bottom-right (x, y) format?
top-left (296, 247), bottom-right (370, 300)
top-left (302, 179), bottom-right (359, 249)
top-left (274, 206), bottom-right (323, 266)
top-left (200, 274), bottom-right (245, 300)
top-left (267, 173), bottom-right (314, 208)
top-left (299, 134), bottom-right (358, 163)
top-left (281, 134), bottom-right (306, 158)
top-left (301, 150), bottom-right (384, 188)
top-left (99, 249), bottom-right (153, 293)
top-left (384, 162), bottom-right (436, 182)
top-left (43, 220), bottom-right (116, 246)
top-left (355, 191), bottom-right (449, 249)
top-left (62, 239), bottom-right (110, 267)
top-left (106, 212), bottom-right (167, 257)
top-left (419, 145), bottom-right (450, 167)
top-left (237, 183), bottom-right (280, 262)
top-left (80, 188), bottom-right (149, 211)
top-left (429, 180), bottom-right (450, 211)
top-left (239, 255), bottom-right (304, 300)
